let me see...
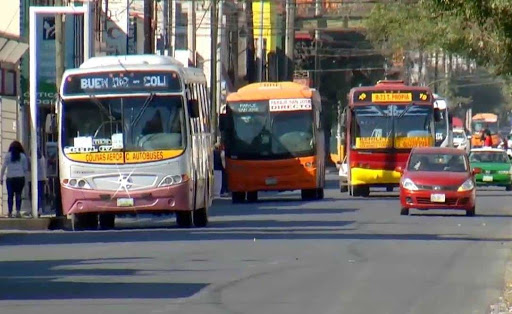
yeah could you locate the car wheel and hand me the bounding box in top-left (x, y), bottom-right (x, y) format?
top-left (400, 207), bottom-right (409, 216)
top-left (232, 192), bottom-right (246, 203)
top-left (466, 206), bottom-right (476, 217)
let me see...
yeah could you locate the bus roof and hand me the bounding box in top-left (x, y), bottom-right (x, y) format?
top-left (472, 113), bottom-right (498, 122)
top-left (227, 82), bottom-right (313, 102)
top-left (349, 81), bottom-right (432, 105)
top-left (79, 55), bottom-right (184, 69)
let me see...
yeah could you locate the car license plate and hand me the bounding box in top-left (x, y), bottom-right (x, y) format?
top-left (430, 193), bottom-right (445, 203)
top-left (117, 198), bottom-right (134, 207)
top-left (483, 175), bottom-right (493, 182)
top-left (265, 177), bottom-right (277, 185)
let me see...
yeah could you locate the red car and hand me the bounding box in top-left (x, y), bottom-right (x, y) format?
top-left (397, 147), bottom-right (481, 216)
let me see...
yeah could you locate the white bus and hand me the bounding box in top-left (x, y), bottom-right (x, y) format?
top-left (57, 55), bottom-right (213, 230)
top-left (433, 94), bottom-right (453, 147)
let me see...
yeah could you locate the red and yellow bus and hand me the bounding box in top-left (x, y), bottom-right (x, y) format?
top-left (471, 113), bottom-right (499, 147)
top-left (222, 82), bottom-right (325, 202)
top-left (340, 80), bottom-right (437, 196)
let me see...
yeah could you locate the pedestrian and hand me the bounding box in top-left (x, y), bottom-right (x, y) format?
top-left (28, 149), bottom-right (47, 215)
top-left (213, 143), bottom-right (223, 197)
top-left (484, 129), bottom-right (493, 147)
top-left (0, 141), bottom-right (29, 218)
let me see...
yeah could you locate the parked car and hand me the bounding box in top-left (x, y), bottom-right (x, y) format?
top-left (469, 148), bottom-right (512, 190)
top-left (453, 128), bottom-right (470, 152)
top-left (397, 147), bottom-right (479, 216)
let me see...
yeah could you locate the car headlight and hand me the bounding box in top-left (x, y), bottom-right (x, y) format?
top-left (401, 178), bottom-right (418, 191)
top-left (458, 178), bottom-right (475, 192)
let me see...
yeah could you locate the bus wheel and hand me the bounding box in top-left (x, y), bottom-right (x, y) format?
top-left (361, 186), bottom-right (370, 197)
top-left (316, 188), bottom-right (324, 200)
top-left (99, 214), bottom-right (115, 230)
top-left (193, 208), bottom-right (208, 227)
top-left (72, 213), bottom-right (98, 231)
top-left (386, 186), bottom-right (393, 192)
top-left (247, 191), bottom-right (258, 203)
top-left (301, 189), bottom-right (316, 201)
top-left (340, 183), bottom-right (348, 193)
top-left (232, 192), bottom-right (246, 203)
top-left (176, 211), bottom-right (192, 228)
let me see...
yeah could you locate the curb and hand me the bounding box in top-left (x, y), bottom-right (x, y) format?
top-left (0, 217), bottom-right (69, 231)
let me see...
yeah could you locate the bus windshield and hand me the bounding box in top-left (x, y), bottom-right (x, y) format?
top-left (226, 106), bottom-right (314, 159)
top-left (352, 104), bottom-right (433, 149)
top-left (62, 95), bottom-right (186, 163)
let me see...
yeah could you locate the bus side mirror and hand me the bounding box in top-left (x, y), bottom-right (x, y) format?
top-left (188, 99), bottom-right (200, 118)
top-left (45, 113), bottom-right (57, 134)
top-left (434, 108), bottom-right (441, 122)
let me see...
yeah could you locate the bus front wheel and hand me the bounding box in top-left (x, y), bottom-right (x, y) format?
top-left (247, 191), bottom-right (258, 203)
top-left (99, 214), bottom-right (115, 230)
top-left (176, 211), bottom-right (192, 228)
top-left (232, 192), bottom-right (246, 203)
top-left (72, 213), bottom-right (98, 231)
top-left (193, 208), bottom-right (208, 227)
top-left (316, 188), bottom-right (324, 200)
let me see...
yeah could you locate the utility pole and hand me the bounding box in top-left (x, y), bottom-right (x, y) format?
top-left (162, 0), bottom-right (169, 54)
top-left (284, 0), bottom-right (295, 81)
top-left (188, 0), bottom-right (197, 65)
top-left (55, 0), bottom-right (65, 90)
top-left (216, 0), bottom-right (224, 130)
top-left (144, 0), bottom-right (154, 53)
top-left (314, 0), bottom-right (322, 89)
top-left (257, 0), bottom-right (264, 82)
top-left (211, 0), bottom-right (218, 139)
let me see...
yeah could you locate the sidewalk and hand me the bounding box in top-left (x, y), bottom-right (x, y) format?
top-left (0, 215), bottom-right (68, 231)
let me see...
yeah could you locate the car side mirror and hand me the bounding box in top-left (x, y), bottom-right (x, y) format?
top-left (188, 99), bottom-right (200, 118)
top-left (395, 166), bottom-right (404, 174)
top-left (472, 167), bottom-right (482, 175)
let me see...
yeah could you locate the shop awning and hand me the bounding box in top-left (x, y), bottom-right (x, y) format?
top-left (0, 36), bottom-right (28, 65)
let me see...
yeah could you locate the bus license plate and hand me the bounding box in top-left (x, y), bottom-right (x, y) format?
top-left (483, 175), bottom-right (493, 182)
top-left (430, 194), bottom-right (445, 203)
top-left (117, 198), bottom-right (134, 207)
top-left (265, 177), bottom-right (277, 185)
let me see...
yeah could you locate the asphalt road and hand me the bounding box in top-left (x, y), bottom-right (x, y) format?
top-left (1, 174), bottom-right (512, 314)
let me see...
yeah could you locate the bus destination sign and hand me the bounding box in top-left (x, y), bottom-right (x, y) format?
top-left (353, 90), bottom-right (430, 103)
top-left (62, 71), bottom-right (182, 96)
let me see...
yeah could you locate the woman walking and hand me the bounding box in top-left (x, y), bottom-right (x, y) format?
top-left (0, 141), bottom-right (28, 218)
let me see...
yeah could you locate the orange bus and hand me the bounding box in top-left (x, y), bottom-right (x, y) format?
top-left (471, 113), bottom-right (499, 147)
top-left (222, 82), bottom-right (325, 203)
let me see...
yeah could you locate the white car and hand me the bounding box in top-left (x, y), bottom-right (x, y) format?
top-left (453, 128), bottom-right (470, 152)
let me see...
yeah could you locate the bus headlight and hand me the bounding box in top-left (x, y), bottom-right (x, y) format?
top-left (159, 175), bottom-right (187, 187)
top-left (63, 178), bottom-right (91, 189)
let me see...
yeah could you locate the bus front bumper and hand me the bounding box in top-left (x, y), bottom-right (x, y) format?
top-left (61, 181), bottom-right (191, 215)
top-left (350, 167), bottom-right (402, 186)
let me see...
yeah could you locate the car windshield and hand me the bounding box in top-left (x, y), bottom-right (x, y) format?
top-left (225, 101), bottom-right (314, 159)
top-left (469, 151), bottom-right (509, 163)
top-left (61, 95), bottom-right (186, 163)
top-left (453, 131), bottom-right (466, 140)
top-left (407, 152), bottom-right (468, 172)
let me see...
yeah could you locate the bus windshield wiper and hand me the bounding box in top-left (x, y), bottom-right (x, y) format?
top-left (131, 93), bottom-right (155, 126)
top-left (88, 95), bottom-right (114, 120)
top-left (397, 103), bottom-right (415, 119)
